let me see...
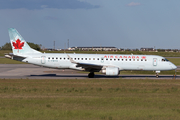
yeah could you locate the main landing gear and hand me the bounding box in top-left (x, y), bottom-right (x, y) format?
top-left (88, 72), bottom-right (94, 78)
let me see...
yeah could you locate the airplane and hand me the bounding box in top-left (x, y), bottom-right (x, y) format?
top-left (5, 28), bottom-right (177, 78)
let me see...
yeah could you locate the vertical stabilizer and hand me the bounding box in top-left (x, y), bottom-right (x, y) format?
top-left (9, 28), bottom-right (41, 55)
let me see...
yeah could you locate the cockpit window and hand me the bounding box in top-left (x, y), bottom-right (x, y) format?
top-left (162, 58), bottom-right (169, 62)
top-left (165, 58), bottom-right (169, 61)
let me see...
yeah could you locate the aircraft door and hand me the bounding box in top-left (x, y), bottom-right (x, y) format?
top-left (41, 56), bottom-right (46, 64)
top-left (153, 58), bottom-right (157, 66)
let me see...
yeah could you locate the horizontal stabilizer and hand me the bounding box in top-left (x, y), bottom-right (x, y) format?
top-left (5, 53), bottom-right (26, 59)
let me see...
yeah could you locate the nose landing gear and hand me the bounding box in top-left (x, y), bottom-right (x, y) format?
top-left (156, 74), bottom-right (159, 78)
top-left (155, 71), bottom-right (160, 78)
top-left (174, 70), bottom-right (177, 79)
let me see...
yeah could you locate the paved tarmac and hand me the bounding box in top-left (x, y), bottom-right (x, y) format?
top-left (0, 64), bottom-right (87, 79)
top-left (0, 64), bottom-right (179, 79)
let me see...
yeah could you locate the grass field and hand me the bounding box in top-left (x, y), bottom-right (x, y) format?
top-left (168, 58), bottom-right (180, 66)
top-left (0, 58), bottom-right (26, 64)
top-left (0, 79), bottom-right (180, 120)
top-left (1, 50), bottom-right (180, 57)
top-left (42, 50), bottom-right (180, 57)
top-left (0, 50), bottom-right (11, 56)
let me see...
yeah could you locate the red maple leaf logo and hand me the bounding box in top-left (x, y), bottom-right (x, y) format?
top-left (12, 39), bottom-right (24, 50)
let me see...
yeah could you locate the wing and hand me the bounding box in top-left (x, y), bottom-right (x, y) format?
top-left (67, 55), bottom-right (103, 71)
top-left (76, 62), bottom-right (103, 71)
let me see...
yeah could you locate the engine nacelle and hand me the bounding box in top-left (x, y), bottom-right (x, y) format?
top-left (101, 67), bottom-right (119, 76)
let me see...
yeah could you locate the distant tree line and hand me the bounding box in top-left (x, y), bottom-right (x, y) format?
top-left (0, 42), bottom-right (41, 51)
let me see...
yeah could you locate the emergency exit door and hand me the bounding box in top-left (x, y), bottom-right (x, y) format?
top-left (41, 56), bottom-right (46, 64)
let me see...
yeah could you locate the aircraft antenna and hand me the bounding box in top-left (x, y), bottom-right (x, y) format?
top-left (54, 41), bottom-right (55, 50)
top-left (68, 39), bottom-right (69, 49)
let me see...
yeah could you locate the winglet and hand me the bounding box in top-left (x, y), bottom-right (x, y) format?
top-left (67, 55), bottom-right (77, 64)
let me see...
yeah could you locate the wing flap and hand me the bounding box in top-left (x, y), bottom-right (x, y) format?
top-left (76, 62), bottom-right (103, 70)
top-left (67, 54), bottom-right (103, 70)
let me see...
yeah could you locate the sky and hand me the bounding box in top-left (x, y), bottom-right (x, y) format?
top-left (1, 0), bottom-right (180, 49)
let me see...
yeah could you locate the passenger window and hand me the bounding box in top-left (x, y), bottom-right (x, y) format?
top-left (129, 59), bottom-right (131, 61)
top-left (56, 57), bottom-right (58, 59)
top-left (133, 59), bottom-right (135, 61)
top-left (78, 58), bottom-right (80, 60)
top-left (67, 58), bottom-right (69, 60)
top-left (122, 59), bottom-right (123, 61)
top-left (48, 57), bottom-right (50, 59)
top-left (126, 59), bottom-right (127, 61)
top-left (52, 57), bottom-right (54, 59)
top-left (81, 58), bottom-right (83, 60)
top-left (93, 58), bottom-right (95, 60)
top-left (118, 59), bottom-right (120, 61)
top-left (145, 59), bottom-right (147, 61)
top-left (85, 58), bottom-right (87, 60)
top-left (110, 59), bottom-right (112, 61)
top-left (97, 58), bottom-right (99, 60)
top-left (141, 59), bottom-right (143, 61)
top-left (114, 59), bottom-right (116, 61)
top-left (60, 58), bottom-right (62, 60)
top-left (74, 58), bottom-right (76, 60)
top-left (64, 58), bottom-right (66, 60)
top-left (89, 58), bottom-right (91, 60)
top-left (137, 59), bottom-right (139, 61)
top-left (106, 59), bottom-right (108, 60)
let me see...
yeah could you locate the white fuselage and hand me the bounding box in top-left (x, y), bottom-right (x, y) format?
top-left (17, 53), bottom-right (177, 72)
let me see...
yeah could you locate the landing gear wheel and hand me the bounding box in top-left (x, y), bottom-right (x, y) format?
top-left (174, 70), bottom-right (177, 79)
top-left (88, 72), bottom-right (94, 78)
top-left (156, 74), bottom-right (159, 78)
top-left (155, 71), bottom-right (160, 78)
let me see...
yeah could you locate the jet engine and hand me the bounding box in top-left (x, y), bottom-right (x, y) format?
top-left (101, 67), bottom-right (120, 76)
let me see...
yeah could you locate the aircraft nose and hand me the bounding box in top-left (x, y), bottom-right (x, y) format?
top-left (171, 63), bottom-right (177, 70)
